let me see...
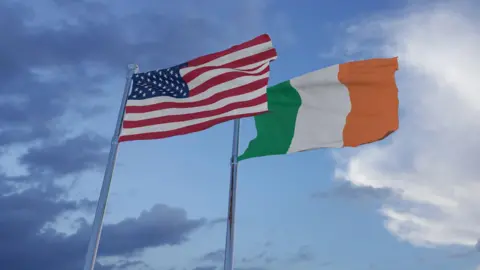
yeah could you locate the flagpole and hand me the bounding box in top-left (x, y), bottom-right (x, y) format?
top-left (82, 64), bottom-right (139, 270)
top-left (223, 119), bottom-right (241, 270)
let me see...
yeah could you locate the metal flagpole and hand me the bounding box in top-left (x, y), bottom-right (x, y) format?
top-left (223, 118), bottom-right (241, 270)
top-left (82, 64), bottom-right (139, 270)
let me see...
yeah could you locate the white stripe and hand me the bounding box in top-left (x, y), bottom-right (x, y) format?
top-left (287, 64), bottom-right (352, 153)
top-left (124, 86), bottom-right (267, 121)
top-left (180, 41), bottom-right (273, 74)
top-left (120, 103), bottom-right (268, 136)
top-left (183, 62), bottom-right (269, 90)
top-left (125, 72), bottom-right (270, 107)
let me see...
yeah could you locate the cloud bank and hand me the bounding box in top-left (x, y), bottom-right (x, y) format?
top-left (335, 0), bottom-right (480, 248)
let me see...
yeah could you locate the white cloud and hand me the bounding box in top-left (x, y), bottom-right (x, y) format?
top-left (335, 0), bottom-right (480, 248)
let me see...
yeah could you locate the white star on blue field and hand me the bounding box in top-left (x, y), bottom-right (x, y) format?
top-left (130, 65), bottom-right (189, 100)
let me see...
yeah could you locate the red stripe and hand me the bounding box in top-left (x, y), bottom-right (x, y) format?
top-left (119, 111), bottom-right (267, 142)
top-left (182, 62), bottom-right (261, 83)
top-left (125, 78), bottom-right (268, 113)
top-left (182, 49), bottom-right (277, 83)
top-left (123, 94), bottom-right (267, 128)
top-left (188, 65), bottom-right (270, 97)
top-left (187, 34), bottom-right (272, 67)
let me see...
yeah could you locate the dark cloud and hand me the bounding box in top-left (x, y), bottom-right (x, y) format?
top-left (98, 204), bottom-right (206, 256)
top-left (105, 259), bottom-right (153, 270)
top-left (0, 186), bottom-right (87, 269)
top-left (0, 184), bottom-right (205, 270)
top-left (0, 186), bottom-right (76, 240)
top-left (312, 183), bottom-right (395, 201)
top-left (193, 266), bottom-right (217, 270)
top-left (20, 134), bottom-right (109, 177)
top-left (200, 248), bottom-right (274, 270)
top-left (208, 217), bottom-right (227, 228)
top-left (241, 251), bottom-right (267, 263)
top-left (289, 245), bottom-right (314, 263)
top-left (0, 1), bottom-right (219, 76)
top-left (234, 267), bottom-right (268, 270)
top-left (201, 249), bottom-right (225, 263)
top-left (202, 247), bottom-right (276, 267)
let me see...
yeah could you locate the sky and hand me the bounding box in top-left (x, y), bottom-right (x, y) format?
top-left (0, 0), bottom-right (479, 270)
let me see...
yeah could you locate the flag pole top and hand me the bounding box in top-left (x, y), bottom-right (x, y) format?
top-left (127, 64), bottom-right (139, 76)
top-left (128, 63), bottom-right (138, 70)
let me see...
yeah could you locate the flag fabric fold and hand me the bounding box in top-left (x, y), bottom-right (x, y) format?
top-left (239, 57), bottom-right (399, 161)
top-left (119, 34), bottom-right (277, 142)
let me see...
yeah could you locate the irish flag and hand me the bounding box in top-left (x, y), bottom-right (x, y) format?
top-left (239, 57), bottom-right (399, 161)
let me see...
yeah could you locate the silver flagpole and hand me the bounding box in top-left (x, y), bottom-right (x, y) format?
top-left (83, 64), bottom-right (139, 270)
top-left (223, 118), bottom-right (241, 270)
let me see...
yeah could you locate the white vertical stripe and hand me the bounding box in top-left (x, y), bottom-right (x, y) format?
top-left (287, 64), bottom-right (352, 153)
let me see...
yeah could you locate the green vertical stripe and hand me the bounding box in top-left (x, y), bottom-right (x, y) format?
top-left (238, 81), bottom-right (302, 161)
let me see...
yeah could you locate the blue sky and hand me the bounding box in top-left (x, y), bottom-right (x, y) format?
top-left (1, 0), bottom-right (479, 270)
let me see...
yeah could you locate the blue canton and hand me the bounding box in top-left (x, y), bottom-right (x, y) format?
top-left (129, 63), bottom-right (189, 100)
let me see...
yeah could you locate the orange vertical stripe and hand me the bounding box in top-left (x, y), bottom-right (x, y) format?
top-left (338, 57), bottom-right (399, 147)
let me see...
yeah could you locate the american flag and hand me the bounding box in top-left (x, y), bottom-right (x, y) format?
top-left (118, 34), bottom-right (277, 142)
